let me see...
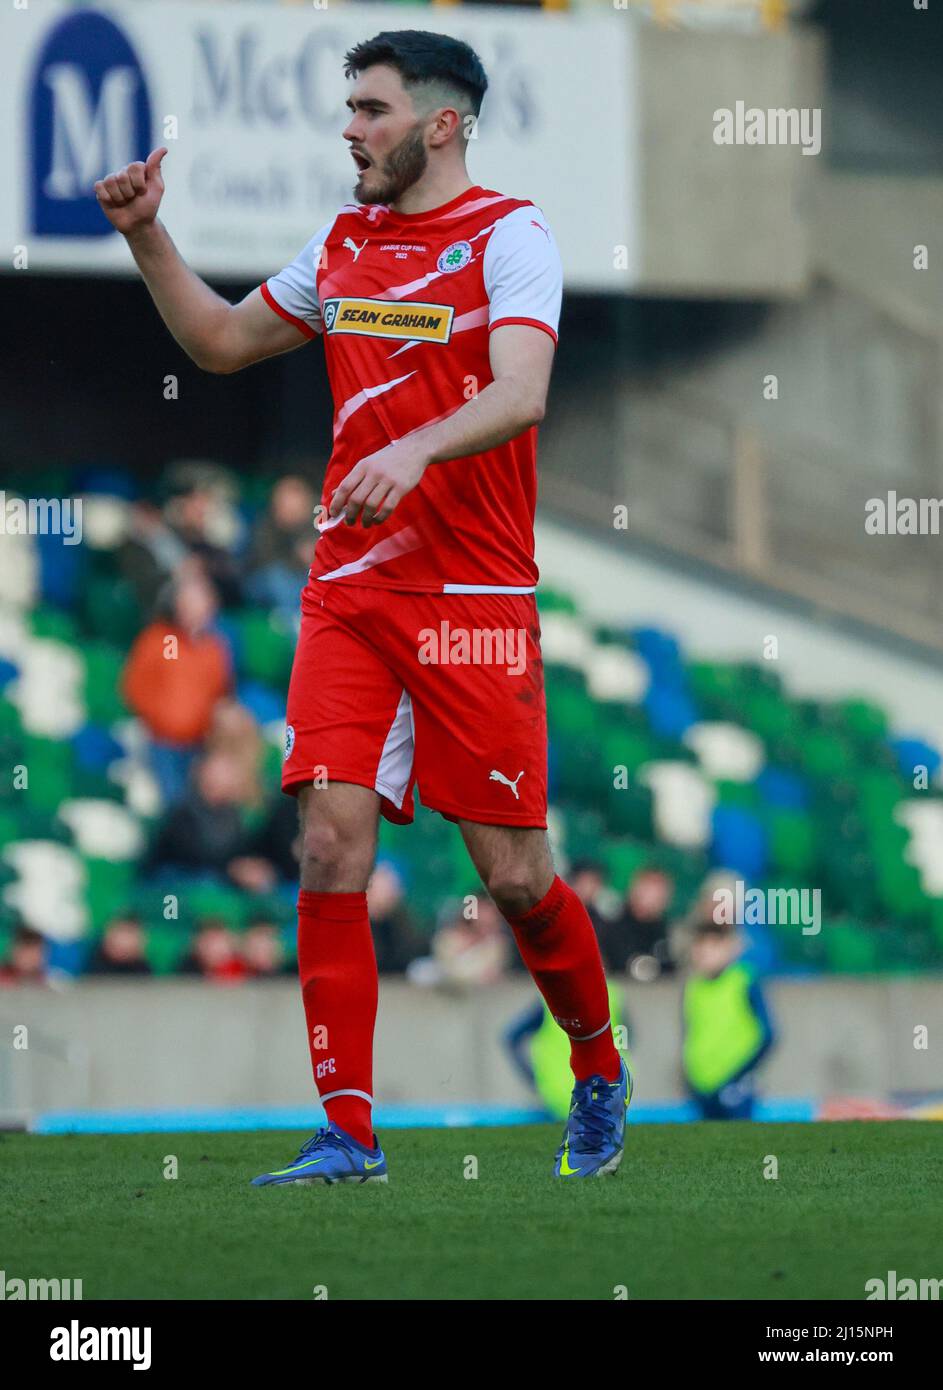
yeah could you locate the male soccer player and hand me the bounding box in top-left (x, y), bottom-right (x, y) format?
top-left (96, 29), bottom-right (630, 1182)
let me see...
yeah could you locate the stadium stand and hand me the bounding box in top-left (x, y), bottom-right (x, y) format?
top-left (2, 464), bottom-right (942, 983)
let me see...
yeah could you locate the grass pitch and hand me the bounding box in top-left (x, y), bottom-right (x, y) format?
top-left (2, 1121), bottom-right (940, 1300)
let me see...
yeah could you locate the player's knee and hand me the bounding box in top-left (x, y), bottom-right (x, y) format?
top-left (484, 867), bottom-right (545, 919)
top-left (300, 818), bottom-right (368, 890)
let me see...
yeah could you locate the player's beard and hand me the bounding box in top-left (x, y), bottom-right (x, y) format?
top-left (355, 124), bottom-right (428, 206)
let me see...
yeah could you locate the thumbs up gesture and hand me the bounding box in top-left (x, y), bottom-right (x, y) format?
top-left (95, 146), bottom-right (168, 236)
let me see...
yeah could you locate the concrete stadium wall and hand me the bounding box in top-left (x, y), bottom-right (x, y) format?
top-left (2, 977), bottom-right (940, 1121)
top-left (635, 24), bottom-right (824, 295)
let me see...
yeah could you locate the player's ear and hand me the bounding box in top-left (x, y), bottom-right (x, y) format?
top-left (429, 107), bottom-right (461, 149)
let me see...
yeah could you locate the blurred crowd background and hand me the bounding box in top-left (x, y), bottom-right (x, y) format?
top-left (2, 452), bottom-right (940, 994)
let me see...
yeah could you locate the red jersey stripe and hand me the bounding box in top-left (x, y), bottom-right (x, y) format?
top-left (260, 282), bottom-right (318, 340)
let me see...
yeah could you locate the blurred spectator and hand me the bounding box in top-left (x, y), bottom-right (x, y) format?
top-left (678, 869), bottom-right (777, 976)
top-left (246, 474), bottom-right (318, 624)
top-left (504, 982), bottom-right (630, 1122)
top-left (228, 791), bottom-right (301, 892)
top-left (601, 866), bottom-right (676, 981)
top-left (242, 917), bottom-right (292, 978)
top-left (163, 461), bottom-right (243, 607)
top-left (151, 750), bottom-right (246, 874)
top-left (421, 898), bottom-right (510, 987)
top-left (674, 870), bottom-right (738, 961)
top-left (682, 920), bottom-right (775, 1120)
top-left (122, 563), bottom-right (232, 805)
top-left (117, 499), bottom-right (189, 611)
top-left (367, 860), bottom-right (425, 974)
top-left (207, 700), bottom-right (264, 808)
top-left (569, 858), bottom-right (610, 929)
top-left (0, 925), bottom-right (47, 986)
top-left (87, 913), bottom-right (152, 977)
top-left (180, 917), bottom-right (248, 983)
top-left (504, 884), bottom-right (632, 1118)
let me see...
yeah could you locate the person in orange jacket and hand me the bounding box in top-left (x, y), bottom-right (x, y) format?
top-left (122, 562), bottom-right (231, 804)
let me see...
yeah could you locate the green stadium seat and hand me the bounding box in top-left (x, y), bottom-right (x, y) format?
top-left (0, 808), bottom-right (19, 848)
top-left (767, 808), bottom-right (817, 876)
top-left (604, 839), bottom-right (649, 894)
top-left (836, 697), bottom-right (890, 744)
top-left (874, 861), bottom-right (929, 921)
top-left (20, 736), bottom-right (73, 814)
top-left (536, 587), bottom-right (578, 616)
top-left (601, 727), bottom-right (659, 778)
top-left (83, 643), bottom-right (128, 725)
top-left (83, 858), bottom-right (136, 933)
top-left (606, 781), bottom-right (655, 839)
top-left (236, 610), bottom-right (295, 686)
top-left (81, 573), bottom-right (142, 647)
top-left (31, 608), bottom-right (80, 644)
top-left (823, 921), bottom-right (879, 973)
top-left (741, 689), bottom-right (801, 743)
top-left (800, 731), bottom-right (856, 781)
top-left (713, 779), bottom-right (762, 811)
top-left (144, 925), bottom-right (191, 976)
top-left (822, 843), bottom-right (878, 918)
top-left (928, 899), bottom-right (943, 951)
top-left (183, 882), bottom-right (250, 928)
top-left (0, 695), bottom-right (22, 736)
top-left (559, 805), bottom-right (607, 864)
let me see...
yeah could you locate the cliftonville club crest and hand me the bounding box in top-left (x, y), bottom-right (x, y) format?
top-left (437, 240), bottom-right (473, 273)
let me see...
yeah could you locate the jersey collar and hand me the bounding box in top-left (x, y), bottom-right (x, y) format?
top-left (376, 185), bottom-right (484, 229)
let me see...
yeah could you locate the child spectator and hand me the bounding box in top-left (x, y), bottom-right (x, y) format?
top-left (242, 918), bottom-right (292, 978)
top-left (682, 921), bottom-right (775, 1120)
top-left (179, 917), bottom-right (248, 983)
top-left (88, 913), bottom-right (153, 976)
top-left (0, 925), bottom-right (47, 986)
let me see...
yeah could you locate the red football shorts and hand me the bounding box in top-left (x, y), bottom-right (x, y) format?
top-left (282, 582), bottom-right (548, 828)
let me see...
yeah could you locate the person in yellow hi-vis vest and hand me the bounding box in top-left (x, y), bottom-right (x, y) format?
top-left (683, 922), bottom-right (775, 1120)
top-left (505, 983), bottom-right (630, 1121)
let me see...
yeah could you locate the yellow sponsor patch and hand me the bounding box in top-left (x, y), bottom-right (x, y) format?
top-left (323, 297), bottom-right (453, 343)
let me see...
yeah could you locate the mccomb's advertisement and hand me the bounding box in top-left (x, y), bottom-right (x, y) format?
top-left (0, 2), bottom-right (637, 287)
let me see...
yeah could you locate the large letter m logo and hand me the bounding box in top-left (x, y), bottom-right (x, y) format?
top-left (30, 11), bottom-right (151, 237)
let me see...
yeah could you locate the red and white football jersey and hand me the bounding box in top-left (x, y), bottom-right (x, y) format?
top-left (261, 185), bottom-right (562, 594)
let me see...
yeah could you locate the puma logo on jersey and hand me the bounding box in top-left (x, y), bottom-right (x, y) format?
top-left (490, 769), bottom-right (525, 799)
top-left (343, 237), bottom-right (368, 261)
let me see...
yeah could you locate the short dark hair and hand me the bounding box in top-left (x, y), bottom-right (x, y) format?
top-left (570, 859), bottom-right (605, 880)
top-left (344, 29), bottom-right (488, 118)
top-left (694, 920), bottom-right (735, 940)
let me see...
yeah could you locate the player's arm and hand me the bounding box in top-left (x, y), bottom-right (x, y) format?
top-left (95, 148), bottom-right (308, 374)
top-left (331, 323), bottom-right (555, 527)
top-left (429, 322), bottom-right (554, 456)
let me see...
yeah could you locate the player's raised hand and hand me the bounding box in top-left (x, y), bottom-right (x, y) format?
top-left (94, 147), bottom-right (168, 236)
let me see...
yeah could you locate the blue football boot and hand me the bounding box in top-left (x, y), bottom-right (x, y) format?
top-left (553, 1058), bottom-right (632, 1178)
top-left (251, 1122), bottom-right (388, 1186)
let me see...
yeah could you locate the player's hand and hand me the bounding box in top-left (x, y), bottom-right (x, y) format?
top-left (329, 438), bottom-right (431, 527)
top-left (94, 147), bottom-right (168, 237)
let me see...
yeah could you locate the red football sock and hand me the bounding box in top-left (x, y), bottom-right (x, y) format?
top-left (296, 889), bottom-right (377, 1148)
top-left (505, 875), bottom-right (620, 1082)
